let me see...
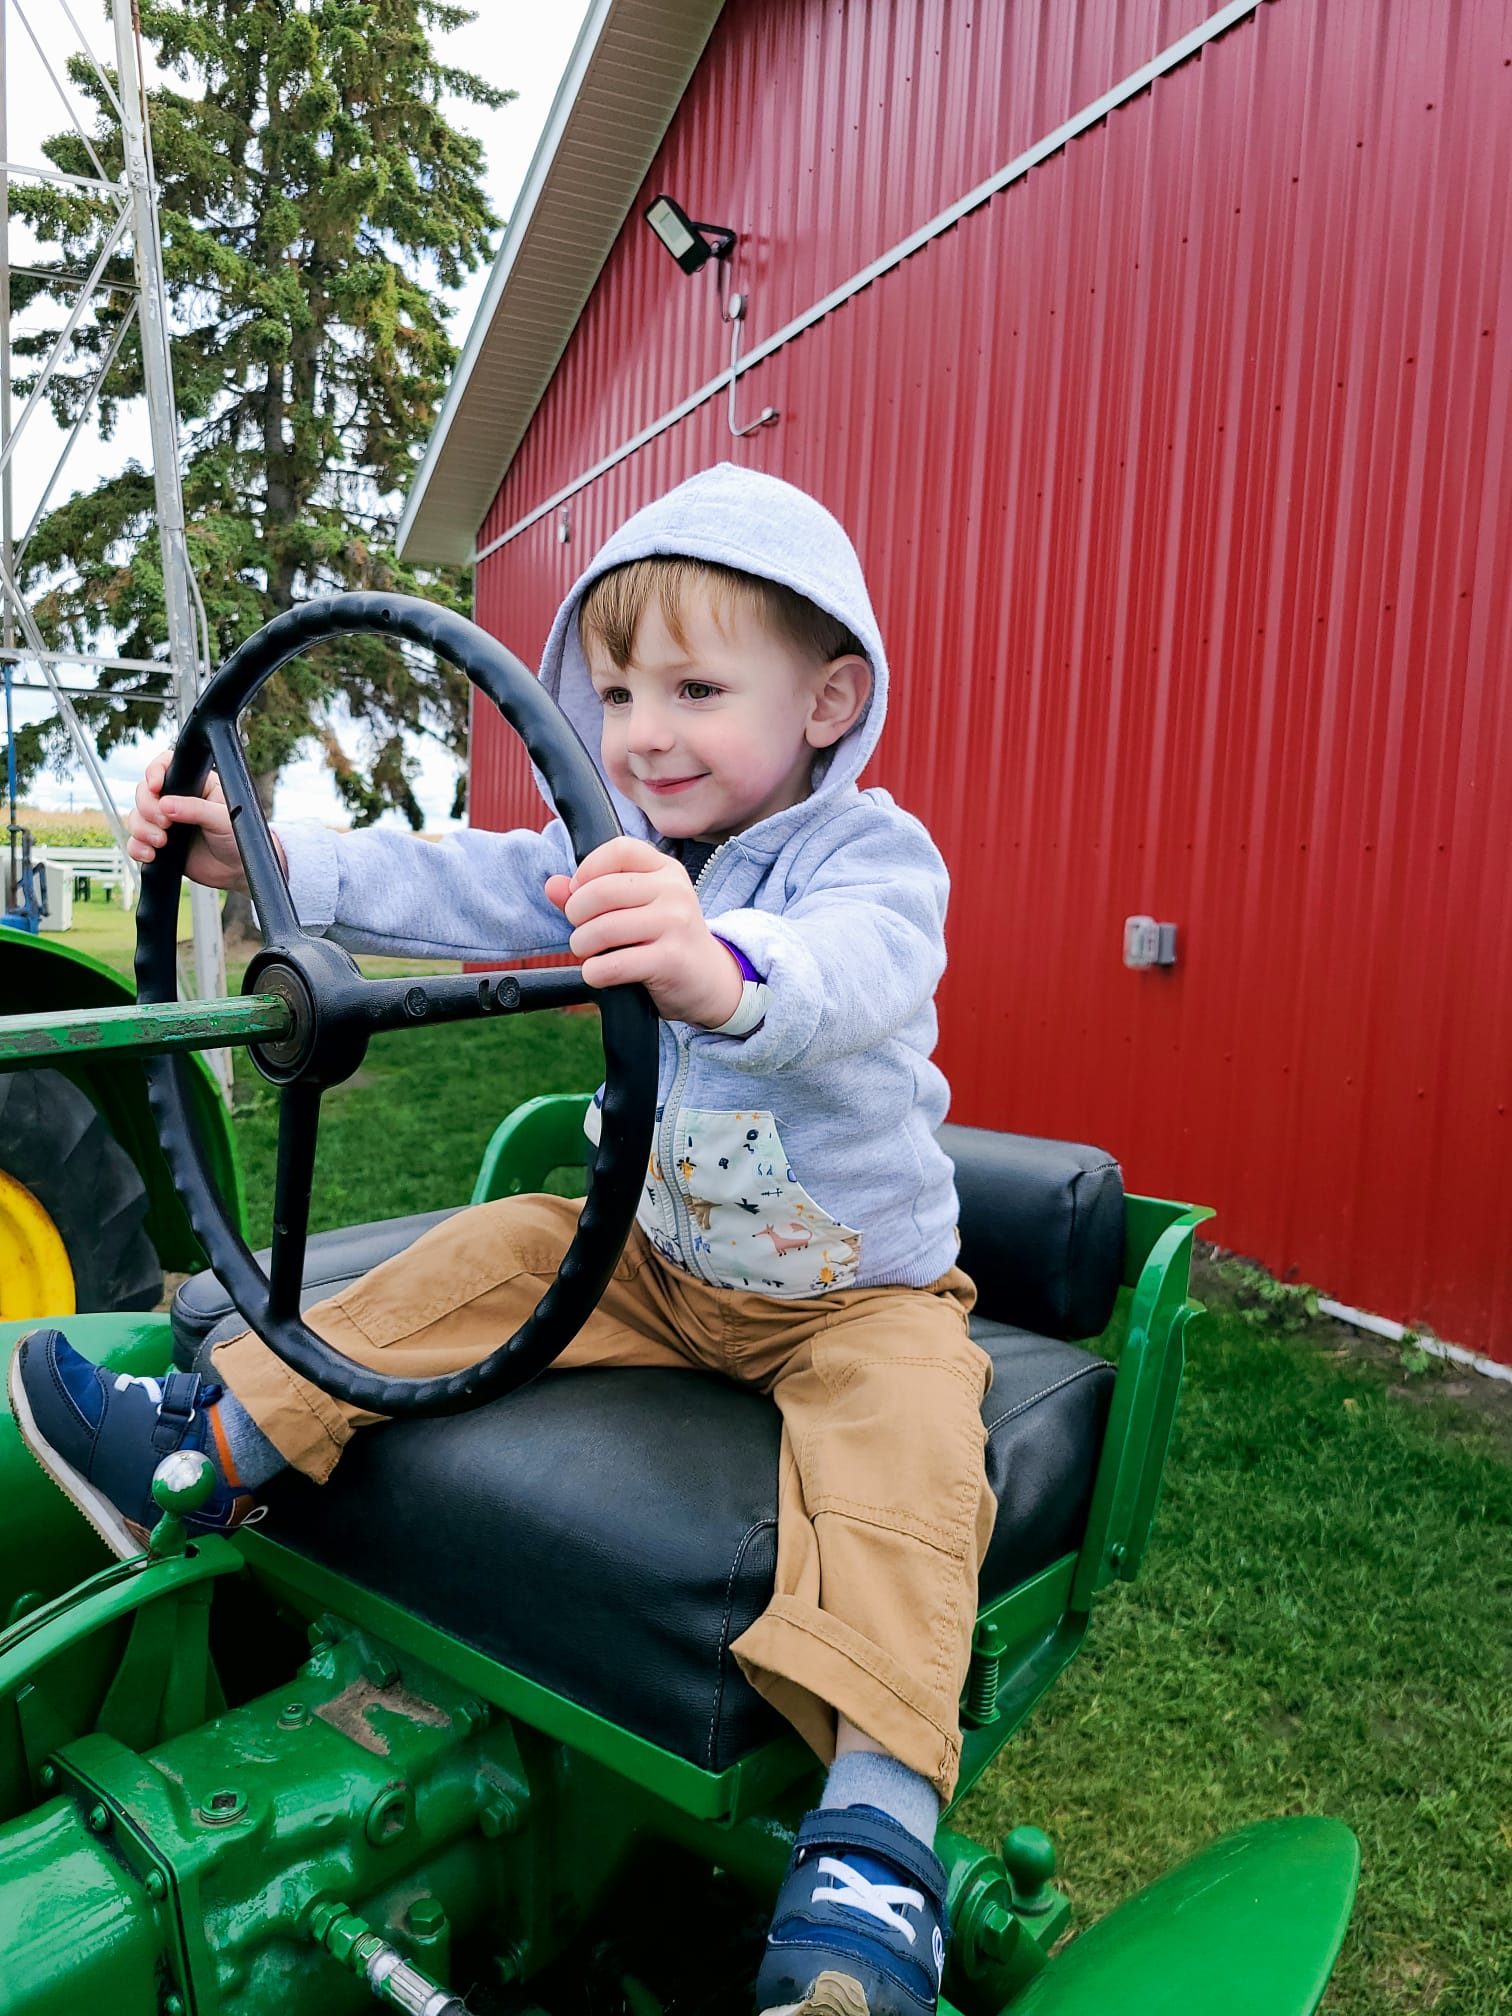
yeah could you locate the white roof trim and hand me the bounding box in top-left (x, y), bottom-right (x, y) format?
top-left (397, 0), bottom-right (725, 565)
top-left (395, 0), bottom-right (615, 564)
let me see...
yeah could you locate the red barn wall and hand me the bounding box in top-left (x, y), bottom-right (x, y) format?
top-left (471, 0), bottom-right (1512, 1364)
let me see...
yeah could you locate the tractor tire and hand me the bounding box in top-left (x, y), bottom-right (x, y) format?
top-left (0, 1069), bottom-right (162, 1314)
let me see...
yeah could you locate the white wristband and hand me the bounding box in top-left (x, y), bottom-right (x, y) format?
top-left (708, 980), bottom-right (770, 1038)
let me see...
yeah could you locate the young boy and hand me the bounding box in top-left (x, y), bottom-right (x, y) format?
top-left (10, 465), bottom-right (995, 2016)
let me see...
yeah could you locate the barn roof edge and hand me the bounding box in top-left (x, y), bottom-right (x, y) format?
top-left (396, 0), bottom-right (726, 567)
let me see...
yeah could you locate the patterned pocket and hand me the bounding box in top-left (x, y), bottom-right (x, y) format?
top-left (672, 1108), bottom-right (861, 1293)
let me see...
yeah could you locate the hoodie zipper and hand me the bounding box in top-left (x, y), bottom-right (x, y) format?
top-left (658, 839), bottom-right (733, 1282)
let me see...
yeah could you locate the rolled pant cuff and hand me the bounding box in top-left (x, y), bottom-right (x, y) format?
top-left (732, 1596), bottom-right (962, 1801)
top-left (209, 1327), bottom-right (355, 1483)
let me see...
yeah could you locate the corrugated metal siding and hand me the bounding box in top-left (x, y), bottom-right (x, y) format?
top-left (472, 0), bottom-right (1512, 1363)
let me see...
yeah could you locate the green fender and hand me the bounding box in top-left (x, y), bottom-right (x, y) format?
top-left (996, 1817), bottom-right (1359, 2016)
top-left (0, 925), bottom-right (246, 1271)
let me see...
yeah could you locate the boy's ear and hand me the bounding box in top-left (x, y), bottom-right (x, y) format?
top-left (806, 655), bottom-right (872, 749)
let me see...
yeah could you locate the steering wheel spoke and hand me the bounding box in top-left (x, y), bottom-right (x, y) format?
top-left (269, 1081), bottom-right (322, 1323)
top-left (358, 966), bottom-right (594, 1037)
top-left (203, 717), bottom-right (300, 944)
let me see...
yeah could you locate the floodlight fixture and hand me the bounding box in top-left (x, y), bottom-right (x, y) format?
top-left (643, 194), bottom-right (736, 274)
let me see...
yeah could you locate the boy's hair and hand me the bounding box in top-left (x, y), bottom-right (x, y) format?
top-left (578, 556), bottom-right (864, 670)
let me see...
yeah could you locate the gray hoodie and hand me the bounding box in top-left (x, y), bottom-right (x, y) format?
top-left (277, 464), bottom-right (959, 1294)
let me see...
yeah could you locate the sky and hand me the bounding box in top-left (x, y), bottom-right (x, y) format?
top-left (3, 1), bottom-right (594, 830)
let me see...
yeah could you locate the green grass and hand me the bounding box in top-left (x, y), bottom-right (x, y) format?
top-left (30, 883), bottom-right (603, 1228)
top-left (31, 883), bottom-right (602, 1224)
top-left (230, 1013), bottom-right (602, 1232)
top-left (957, 1298), bottom-right (1512, 2014)
top-left (28, 895), bottom-right (1512, 2010)
top-left (39, 883), bottom-right (169, 971)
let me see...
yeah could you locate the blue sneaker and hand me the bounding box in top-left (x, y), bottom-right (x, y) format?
top-left (756, 1808), bottom-right (950, 2016)
top-left (7, 1328), bottom-right (257, 1559)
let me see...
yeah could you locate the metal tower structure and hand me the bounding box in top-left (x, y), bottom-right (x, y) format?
top-left (0, 0), bottom-right (229, 1090)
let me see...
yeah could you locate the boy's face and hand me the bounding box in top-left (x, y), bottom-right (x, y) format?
top-left (585, 586), bottom-right (868, 845)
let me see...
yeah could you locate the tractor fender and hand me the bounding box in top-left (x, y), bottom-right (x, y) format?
top-left (996, 1817), bottom-right (1359, 2016)
top-left (0, 925), bottom-right (246, 1275)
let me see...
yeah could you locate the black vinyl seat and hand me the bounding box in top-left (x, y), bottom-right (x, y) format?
top-left (173, 1125), bottom-right (1124, 1772)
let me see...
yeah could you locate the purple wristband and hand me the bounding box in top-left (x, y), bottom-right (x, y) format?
top-left (713, 934), bottom-right (764, 984)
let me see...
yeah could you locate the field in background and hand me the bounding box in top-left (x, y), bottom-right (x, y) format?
top-left (12, 806), bottom-right (121, 848)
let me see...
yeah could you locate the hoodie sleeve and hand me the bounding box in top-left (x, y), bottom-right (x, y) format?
top-left (700, 808), bottom-right (947, 1072)
top-left (275, 817), bottom-right (576, 963)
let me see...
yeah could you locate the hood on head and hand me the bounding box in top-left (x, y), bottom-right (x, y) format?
top-left (534, 463), bottom-right (888, 843)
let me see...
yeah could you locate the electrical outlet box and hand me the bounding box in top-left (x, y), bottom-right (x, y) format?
top-left (1124, 916), bottom-right (1178, 969)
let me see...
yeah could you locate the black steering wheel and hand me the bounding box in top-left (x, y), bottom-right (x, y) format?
top-left (134, 593), bottom-right (658, 1418)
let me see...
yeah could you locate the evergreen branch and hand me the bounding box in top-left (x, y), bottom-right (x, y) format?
top-left (21, 0), bottom-right (496, 807)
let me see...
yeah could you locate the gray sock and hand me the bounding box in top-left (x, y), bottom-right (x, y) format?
top-left (821, 1748), bottom-right (941, 1848)
top-left (213, 1388), bottom-right (286, 1491)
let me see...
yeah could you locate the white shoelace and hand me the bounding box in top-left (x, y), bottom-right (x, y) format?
top-left (810, 1857), bottom-right (924, 1943)
top-left (114, 1373), bottom-right (165, 1403)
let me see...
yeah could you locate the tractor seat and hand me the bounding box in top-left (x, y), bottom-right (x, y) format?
top-left (172, 1124), bottom-right (1124, 1773)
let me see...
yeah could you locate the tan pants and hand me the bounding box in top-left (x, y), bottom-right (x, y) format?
top-left (212, 1194), bottom-right (996, 1798)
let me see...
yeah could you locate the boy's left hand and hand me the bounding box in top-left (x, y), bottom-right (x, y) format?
top-left (545, 838), bottom-right (745, 1028)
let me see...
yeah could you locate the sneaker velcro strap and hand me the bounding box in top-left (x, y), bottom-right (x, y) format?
top-left (792, 1809), bottom-right (949, 1909)
top-left (149, 1370), bottom-right (205, 1454)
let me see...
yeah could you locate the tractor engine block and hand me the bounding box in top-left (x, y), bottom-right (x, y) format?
top-left (0, 1621), bottom-right (521, 2016)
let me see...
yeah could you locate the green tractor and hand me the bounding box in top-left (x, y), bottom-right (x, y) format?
top-left (0, 924), bottom-right (243, 1324)
top-left (0, 597), bottom-right (1359, 2016)
top-left (0, 653), bottom-right (241, 1324)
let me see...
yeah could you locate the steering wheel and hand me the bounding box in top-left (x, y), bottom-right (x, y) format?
top-left (134, 593), bottom-right (658, 1419)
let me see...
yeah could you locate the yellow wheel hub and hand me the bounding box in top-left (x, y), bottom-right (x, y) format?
top-left (0, 1167), bottom-right (76, 1320)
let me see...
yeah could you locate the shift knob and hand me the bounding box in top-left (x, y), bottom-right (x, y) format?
top-left (148, 1448), bottom-right (216, 1556)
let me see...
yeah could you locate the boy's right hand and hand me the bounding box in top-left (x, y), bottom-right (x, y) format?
top-left (127, 746), bottom-right (285, 893)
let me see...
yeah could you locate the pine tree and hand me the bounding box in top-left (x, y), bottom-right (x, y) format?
top-left (13, 0), bottom-right (506, 858)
